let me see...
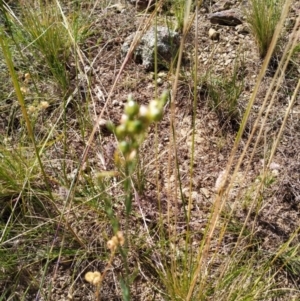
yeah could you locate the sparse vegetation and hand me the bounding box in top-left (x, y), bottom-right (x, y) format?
top-left (202, 63), bottom-right (244, 127)
top-left (0, 0), bottom-right (300, 300)
top-left (171, 0), bottom-right (187, 32)
top-left (246, 0), bottom-right (284, 57)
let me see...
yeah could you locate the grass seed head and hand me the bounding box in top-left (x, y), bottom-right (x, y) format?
top-left (40, 101), bottom-right (50, 110)
top-left (107, 238), bottom-right (117, 251)
top-left (116, 231), bottom-right (125, 246)
top-left (85, 271), bottom-right (102, 285)
top-left (27, 105), bottom-right (36, 114)
top-left (107, 232), bottom-right (125, 251)
top-left (20, 86), bottom-right (29, 94)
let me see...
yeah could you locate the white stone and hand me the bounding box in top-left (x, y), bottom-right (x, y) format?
top-left (208, 28), bottom-right (220, 40)
top-left (200, 187), bottom-right (210, 198)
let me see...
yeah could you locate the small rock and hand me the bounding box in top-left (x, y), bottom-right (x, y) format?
top-left (215, 170), bottom-right (227, 192)
top-left (185, 204), bottom-right (194, 211)
top-left (240, 0), bottom-right (250, 9)
top-left (112, 100), bottom-right (119, 106)
top-left (98, 118), bottom-right (109, 129)
top-left (156, 77), bottom-right (163, 85)
top-left (158, 71), bottom-right (167, 78)
top-left (191, 191), bottom-right (199, 201)
top-left (285, 17), bottom-right (296, 29)
top-left (211, 0), bottom-right (234, 13)
top-left (109, 3), bottom-right (126, 13)
top-left (208, 9), bottom-right (243, 26)
top-left (269, 162), bottom-right (281, 170)
top-left (121, 26), bottom-right (180, 71)
top-left (182, 190), bottom-right (200, 202)
top-left (182, 187), bottom-right (190, 198)
top-left (225, 58), bottom-right (232, 65)
top-left (200, 187), bottom-right (210, 198)
top-left (169, 175), bottom-right (175, 183)
top-left (235, 24), bottom-right (250, 34)
top-left (208, 28), bottom-right (220, 40)
top-left (68, 169), bottom-right (78, 180)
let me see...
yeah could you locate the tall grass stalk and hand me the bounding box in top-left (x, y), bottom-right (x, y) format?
top-left (160, 0), bottom-right (200, 299)
top-left (186, 0), bottom-right (293, 299)
top-left (1, 0), bottom-right (299, 299)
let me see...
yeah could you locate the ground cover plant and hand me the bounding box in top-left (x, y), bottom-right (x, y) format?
top-left (0, 0), bottom-right (300, 300)
top-left (245, 0), bottom-right (284, 58)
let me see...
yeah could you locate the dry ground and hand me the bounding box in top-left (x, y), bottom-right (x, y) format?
top-left (0, 0), bottom-right (300, 300)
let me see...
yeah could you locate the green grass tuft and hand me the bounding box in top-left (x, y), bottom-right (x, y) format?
top-left (246, 0), bottom-right (283, 58)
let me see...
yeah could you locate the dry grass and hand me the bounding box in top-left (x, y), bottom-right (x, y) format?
top-left (0, 0), bottom-right (300, 300)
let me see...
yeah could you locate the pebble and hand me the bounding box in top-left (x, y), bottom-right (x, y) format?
top-left (98, 118), bottom-right (108, 129)
top-left (112, 100), bottom-right (119, 106)
top-left (208, 28), bottom-right (220, 40)
top-left (236, 24), bottom-right (250, 34)
top-left (200, 187), bottom-right (210, 198)
top-left (225, 59), bottom-right (232, 65)
top-left (157, 78), bottom-right (163, 85)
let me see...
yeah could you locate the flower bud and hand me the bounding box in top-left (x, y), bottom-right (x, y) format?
top-left (126, 120), bottom-right (143, 134)
top-left (119, 141), bottom-right (130, 154)
top-left (148, 105), bottom-right (163, 121)
top-left (116, 124), bottom-right (127, 138)
top-left (149, 100), bottom-right (160, 110)
top-left (120, 114), bottom-right (129, 124)
top-left (125, 99), bottom-right (139, 118)
top-left (139, 105), bottom-right (148, 117)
